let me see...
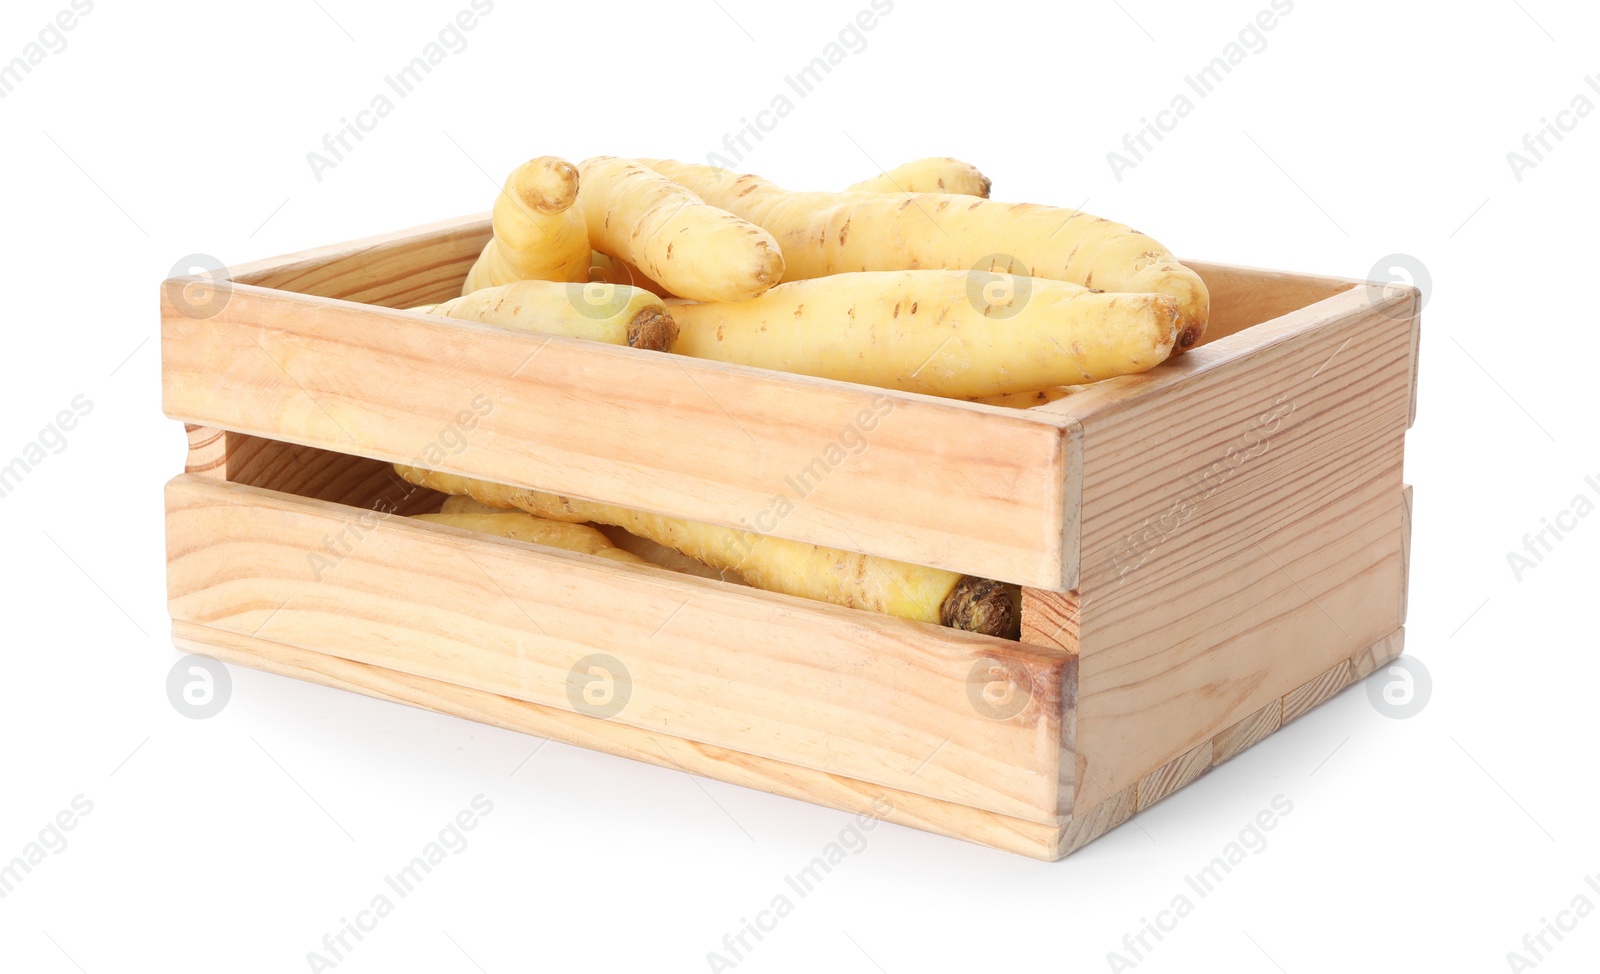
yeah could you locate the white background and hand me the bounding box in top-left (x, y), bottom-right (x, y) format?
top-left (1, 0), bottom-right (1595, 971)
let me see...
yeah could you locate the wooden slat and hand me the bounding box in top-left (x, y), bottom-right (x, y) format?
top-left (197, 429), bottom-right (750, 580)
top-left (161, 282), bottom-right (1079, 588)
top-left (1035, 281), bottom-right (1418, 423)
top-left (228, 212), bottom-right (492, 309)
top-left (174, 621), bottom-right (1066, 861)
top-left (165, 475), bottom-right (1075, 823)
top-left (1180, 259), bottom-right (1361, 349)
top-left (1400, 484), bottom-right (1413, 627)
top-left (1407, 292), bottom-right (1422, 429)
top-left (1064, 286), bottom-right (1414, 812)
top-left (168, 585), bottom-right (1402, 861)
top-left (193, 430), bottom-right (445, 514)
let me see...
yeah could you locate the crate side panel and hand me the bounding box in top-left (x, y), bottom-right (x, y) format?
top-left (165, 475), bottom-right (1073, 823)
top-left (1071, 289), bottom-right (1414, 812)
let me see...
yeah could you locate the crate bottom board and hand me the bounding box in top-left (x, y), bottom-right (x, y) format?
top-left (173, 618), bottom-right (1403, 861)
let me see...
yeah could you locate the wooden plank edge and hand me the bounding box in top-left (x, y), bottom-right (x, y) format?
top-left (1179, 258), bottom-right (1372, 294)
top-left (1053, 628), bottom-right (1404, 858)
top-left (1060, 420), bottom-right (1084, 593)
top-left (1404, 288), bottom-right (1422, 429)
top-left (1400, 484), bottom-right (1413, 627)
top-left (163, 279), bottom-right (1082, 428)
top-left (1037, 285), bottom-right (1412, 422)
top-left (1019, 588), bottom-right (1078, 653)
top-left (184, 424), bottom-right (226, 478)
top-left (1349, 629), bottom-right (1406, 682)
top-left (225, 212), bottom-right (492, 287)
top-left (172, 620), bottom-right (1065, 861)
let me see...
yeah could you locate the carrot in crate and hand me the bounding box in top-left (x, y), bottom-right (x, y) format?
top-left (578, 157), bottom-right (784, 303)
top-left (671, 270), bottom-right (1178, 398)
top-left (462, 156), bottom-right (591, 294)
top-left (396, 465), bottom-right (1019, 638)
top-left (846, 157), bottom-right (991, 197)
top-left (413, 511), bottom-right (651, 567)
top-left (639, 157), bottom-right (1209, 349)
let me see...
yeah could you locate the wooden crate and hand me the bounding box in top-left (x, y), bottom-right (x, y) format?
top-left (160, 213), bottom-right (1418, 860)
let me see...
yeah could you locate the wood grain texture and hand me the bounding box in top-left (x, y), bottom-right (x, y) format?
top-left (161, 281), bottom-right (1078, 589)
top-left (1058, 628), bottom-right (1402, 855)
top-left (228, 212), bottom-right (492, 309)
top-left (1019, 588), bottom-right (1079, 652)
top-left (165, 474), bottom-right (1076, 823)
top-left (1401, 484), bottom-right (1413, 627)
top-left (1407, 291), bottom-right (1423, 429)
top-left (1350, 629), bottom-right (1406, 681)
top-left (196, 430), bottom-right (445, 514)
top-left (194, 428), bottom-right (744, 581)
top-left (163, 217), bottom-right (1420, 859)
top-left (1179, 260), bottom-right (1361, 349)
top-left (1062, 286), bottom-right (1415, 812)
top-left (1281, 660), bottom-right (1355, 724)
top-left (173, 621), bottom-right (1066, 861)
top-left (1211, 701), bottom-right (1282, 766)
top-left (183, 424), bottom-right (226, 477)
top-left (1058, 785), bottom-right (1137, 856)
top-left (1135, 739), bottom-right (1213, 810)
